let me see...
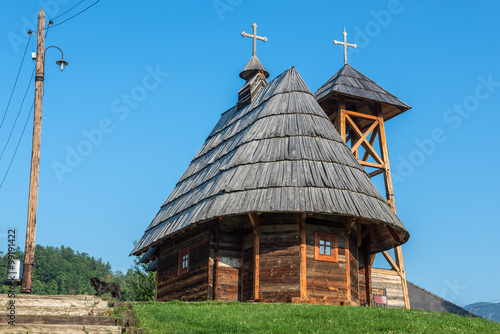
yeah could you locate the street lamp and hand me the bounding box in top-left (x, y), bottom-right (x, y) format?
top-left (45, 46), bottom-right (69, 72)
top-left (21, 9), bottom-right (69, 294)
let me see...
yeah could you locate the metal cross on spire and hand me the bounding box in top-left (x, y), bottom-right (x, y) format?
top-left (241, 23), bottom-right (268, 57)
top-left (333, 28), bottom-right (357, 64)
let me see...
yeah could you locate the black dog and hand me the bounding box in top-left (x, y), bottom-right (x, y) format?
top-left (90, 277), bottom-right (124, 299)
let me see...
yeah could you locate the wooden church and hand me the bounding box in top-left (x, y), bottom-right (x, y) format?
top-left (131, 25), bottom-right (412, 307)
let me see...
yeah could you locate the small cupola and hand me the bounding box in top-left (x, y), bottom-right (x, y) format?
top-left (237, 23), bottom-right (269, 109)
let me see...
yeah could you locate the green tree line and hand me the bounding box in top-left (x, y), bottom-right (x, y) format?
top-left (0, 245), bottom-right (155, 301)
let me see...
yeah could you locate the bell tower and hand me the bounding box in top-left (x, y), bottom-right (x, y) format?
top-left (316, 29), bottom-right (412, 309)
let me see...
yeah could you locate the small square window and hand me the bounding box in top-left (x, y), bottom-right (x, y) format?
top-left (315, 232), bottom-right (338, 262)
top-left (178, 247), bottom-right (190, 275)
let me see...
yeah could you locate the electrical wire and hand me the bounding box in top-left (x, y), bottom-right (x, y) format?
top-left (0, 66), bottom-right (36, 160)
top-left (0, 35), bottom-right (31, 131)
top-left (33, 0), bottom-right (101, 32)
top-left (52, 0), bottom-right (87, 20)
top-left (0, 100), bottom-right (34, 189)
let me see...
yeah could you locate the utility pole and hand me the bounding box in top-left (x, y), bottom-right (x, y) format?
top-left (21, 9), bottom-right (45, 294)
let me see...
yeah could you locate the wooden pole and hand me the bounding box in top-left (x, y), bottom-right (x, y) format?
top-left (241, 219), bottom-right (245, 301)
top-left (21, 9), bottom-right (45, 294)
top-left (365, 234), bottom-right (372, 306)
top-left (339, 96), bottom-right (346, 139)
top-left (214, 220), bottom-right (220, 300)
top-left (248, 214), bottom-right (260, 301)
top-left (299, 213), bottom-right (307, 299)
top-left (345, 222), bottom-right (351, 304)
top-left (395, 246), bottom-right (410, 308)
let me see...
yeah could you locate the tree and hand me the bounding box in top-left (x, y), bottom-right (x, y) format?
top-left (0, 244), bottom-right (156, 301)
top-left (129, 256), bottom-right (156, 301)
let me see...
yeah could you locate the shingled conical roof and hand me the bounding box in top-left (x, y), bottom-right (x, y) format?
top-left (239, 55), bottom-right (270, 80)
top-left (131, 67), bottom-right (409, 256)
top-left (315, 64), bottom-right (410, 120)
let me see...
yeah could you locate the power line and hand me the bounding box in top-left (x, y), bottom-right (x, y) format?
top-left (33, 0), bottom-right (101, 32)
top-left (0, 35), bottom-right (32, 131)
top-left (0, 101), bottom-right (34, 189)
top-left (52, 0), bottom-right (87, 20)
top-left (0, 66), bottom-right (36, 160)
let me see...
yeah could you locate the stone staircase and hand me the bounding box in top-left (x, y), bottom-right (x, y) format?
top-left (0, 294), bottom-right (146, 334)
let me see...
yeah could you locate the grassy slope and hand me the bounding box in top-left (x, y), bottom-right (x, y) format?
top-left (133, 301), bottom-right (500, 333)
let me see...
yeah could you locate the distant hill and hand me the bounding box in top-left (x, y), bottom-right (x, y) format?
top-left (464, 302), bottom-right (500, 322)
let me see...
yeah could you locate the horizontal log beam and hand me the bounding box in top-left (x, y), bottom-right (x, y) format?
top-left (359, 161), bottom-right (384, 169)
top-left (345, 110), bottom-right (380, 120)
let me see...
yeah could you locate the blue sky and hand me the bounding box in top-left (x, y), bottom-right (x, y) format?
top-left (1, 1), bottom-right (499, 306)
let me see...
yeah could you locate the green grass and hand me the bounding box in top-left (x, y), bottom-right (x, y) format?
top-left (133, 301), bottom-right (500, 333)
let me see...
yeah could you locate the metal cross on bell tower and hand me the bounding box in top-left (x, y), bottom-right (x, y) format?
top-left (241, 23), bottom-right (268, 56)
top-left (333, 28), bottom-right (357, 64)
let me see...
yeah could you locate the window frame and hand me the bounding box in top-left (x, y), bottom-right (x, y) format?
top-left (314, 232), bottom-right (338, 262)
top-left (178, 246), bottom-right (190, 275)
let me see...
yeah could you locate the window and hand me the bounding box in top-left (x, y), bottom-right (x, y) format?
top-left (314, 232), bottom-right (338, 262)
top-left (178, 247), bottom-right (190, 274)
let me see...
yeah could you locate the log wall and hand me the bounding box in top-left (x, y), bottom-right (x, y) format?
top-left (258, 213), bottom-right (300, 302)
top-left (156, 223), bottom-right (211, 301)
top-left (306, 217), bottom-right (349, 305)
top-left (215, 217), bottom-right (242, 301)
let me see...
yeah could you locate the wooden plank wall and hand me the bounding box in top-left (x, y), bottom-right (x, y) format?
top-left (358, 259), bottom-right (405, 308)
top-left (257, 213), bottom-right (301, 302)
top-left (371, 268), bottom-right (405, 308)
top-left (306, 217), bottom-right (348, 305)
top-left (215, 217), bottom-right (243, 301)
top-left (156, 223), bottom-right (210, 301)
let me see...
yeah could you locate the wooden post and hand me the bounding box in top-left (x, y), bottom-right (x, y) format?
top-left (208, 221), bottom-right (216, 300)
top-left (248, 213), bottom-right (260, 301)
top-left (214, 220), bottom-right (220, 300)
top-left (345, 223), bottom-right (351, 304)
top-left (376, 103), bottom-right (395, 213)
top-left (376, 102), bottom-right (410, 309)
top-left (241, 219), bottom-right (245, 301)
top-left (365, 234), bottom-right (372, 306)
top-left (345, 218), bottom-right (355, 304)
top-left (21, 9), bottom-right (45, 294)
top-left (339, 96), bottom-right (346, 138)
top-left (395, 246), bottom-right (410, 308)
top-left (299, 213), bottom-right (307, 299)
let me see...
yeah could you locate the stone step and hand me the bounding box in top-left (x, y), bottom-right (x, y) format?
top-left (0, 323), bottom-right (122, 334)
top-left (0, 294), bottom-right (100, 300)
top-left (0, 295), bottom-right (108, 309)
top-left (0, 295), bottom-right (146, 333)
top-left (0, 314), bottom-right (116, 326)
top-left (0, 305), bottom-right (112, 316)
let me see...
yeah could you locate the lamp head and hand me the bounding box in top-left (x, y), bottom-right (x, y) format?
top-left (55, 59), bottom-right (68, 72)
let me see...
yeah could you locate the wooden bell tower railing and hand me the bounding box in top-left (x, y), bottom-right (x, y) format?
top-left (335, 96), bottom-right (410, 309)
